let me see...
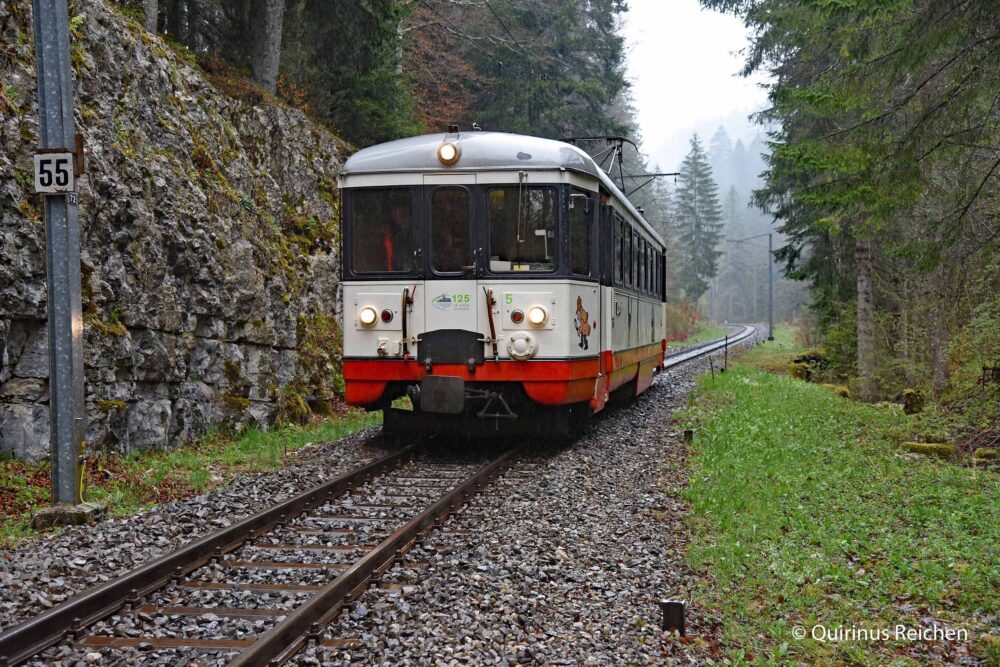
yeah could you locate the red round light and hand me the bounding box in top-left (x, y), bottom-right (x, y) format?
top-left (510, 309), bottom-right (524, 324)
top-left (381, 309), bottom-right (394, 323)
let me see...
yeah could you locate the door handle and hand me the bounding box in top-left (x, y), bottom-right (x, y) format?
top-left (462, 248), bottom-right (482, 275)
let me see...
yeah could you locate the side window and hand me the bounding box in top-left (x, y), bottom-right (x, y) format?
top-left (431, 187), bottom-right (470, 273)
top-left (614, 215), bottom-right (624, 285)
top-left (639, 240), bottom-right (646, 294)
top-left (569, 190), bottom-right (592, 276)
top-left (632, 231), bottom-right (639, 289)
top-left (350, 188), bottom-right (414, 274)
top-left (647, 245), bottom-right (653, 294)
top-left (625, 227), bottom-right (633, 287)
top-left (657, 253), bottom-right (663, 298)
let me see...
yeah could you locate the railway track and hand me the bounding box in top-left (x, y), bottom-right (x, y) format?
top-left (664, 325), bottom-right (757, 367)
top-left (0, 326), bottom-right (756, 666)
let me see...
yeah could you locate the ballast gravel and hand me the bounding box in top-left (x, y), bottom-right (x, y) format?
top-left (3, 343), bottom-right (753, 666)
top-left (293, 357), bottom-right (728, 666)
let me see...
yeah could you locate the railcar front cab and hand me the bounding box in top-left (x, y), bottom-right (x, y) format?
top-left (339, 132), bottom-right (666, 436)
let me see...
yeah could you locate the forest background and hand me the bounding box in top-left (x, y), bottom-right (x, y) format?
top-left (120, 0), bottom-right (998, 427)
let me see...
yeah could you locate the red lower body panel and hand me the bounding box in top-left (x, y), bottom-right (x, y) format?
top-left (344, 341), bottom-right (666, 412)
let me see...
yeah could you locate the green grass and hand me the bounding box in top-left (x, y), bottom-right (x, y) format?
top-left (668, 324), bottom-right (729, 348)
top-left (1, 411), bottom-right (381, 548)
top-left (678, 361), bottom-right (1000, 665)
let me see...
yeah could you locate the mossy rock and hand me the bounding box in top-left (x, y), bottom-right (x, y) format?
top-left (788, 361), bottom-right (812, 381)
top-left (821, 383), bottom-right (851, 398)
top-left (84, 315), bottom-right (127, 337)
top-left (902, 441), bottom-right (957, 458)
top-left (222, 394), bottom-right (251, 412)
top-left (96, 399), bottom-right (127, 413)
top-left (792, 347), bottom-right (828, 368)
top-left (223, 359), bottom-right (243, 384)
top-left (974, 447), bottom-right (998, 460)
top-left (900, 388), bottom-right (925, 415)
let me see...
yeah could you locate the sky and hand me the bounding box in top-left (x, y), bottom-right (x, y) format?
top-left (621, 0), bottom-right (771, 171)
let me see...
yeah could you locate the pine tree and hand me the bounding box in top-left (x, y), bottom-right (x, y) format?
top-left (674, 135), bottom-right (725, 303)
top-left (708, 126), bottom-right (733, 193)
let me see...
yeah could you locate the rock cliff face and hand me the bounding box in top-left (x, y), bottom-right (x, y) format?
top-left (0, 0), bottom-right (346, 460)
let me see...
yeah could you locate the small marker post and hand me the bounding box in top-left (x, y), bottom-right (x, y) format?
top-left (659, 600), bottom-right (686, 636)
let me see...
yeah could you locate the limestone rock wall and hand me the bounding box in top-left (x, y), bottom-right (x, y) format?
top-left (0, 0), bottom-right (346, 460)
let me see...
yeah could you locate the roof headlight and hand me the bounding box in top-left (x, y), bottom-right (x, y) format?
top-left (527, 306), bottom-right (547, 328)
top-left (359, 306), bottom-right (378, 328)
top-left (437, 141), bottom-right (461, 166)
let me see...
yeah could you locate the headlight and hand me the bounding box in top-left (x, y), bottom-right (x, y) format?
top-left (437, 142), bottom-right (461, 165)
top-left (527, 306), bottom-right (547, 327)
top-left (358, 306), bottom-right (378, 328)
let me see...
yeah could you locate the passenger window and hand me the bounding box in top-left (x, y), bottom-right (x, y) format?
top-left (625, 228), bottom-right (632, 287)
top-left (488, 187), bottom-right (557, 272)
top-left (569, 190), bottom-right (592, 276)
top-left (350, 188), bottom-right (414, 274)
top-left (632, 232), bottom-right (639, 288)
top-left (647, 245), bottom-right (653, 293)
top-left (639, 241), bottom-right (646, 294)
top-left (431, 187), bottom-right (470, 273)
top-left (613, 215), bottom-right (625, 285)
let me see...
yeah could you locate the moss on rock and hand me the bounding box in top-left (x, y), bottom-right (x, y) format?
top-left (902, 441), bottom-right (957, 458)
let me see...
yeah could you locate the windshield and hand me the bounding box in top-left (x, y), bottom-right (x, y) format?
top-left (487, 187), bottom-right (557, 272)
top-left (350, 188), bottom-right (414, 274)
top-left (431, 187), bottom-right (470, 273)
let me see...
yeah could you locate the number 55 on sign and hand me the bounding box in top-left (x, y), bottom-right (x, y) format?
top-left (33, 151), bottom-right (75, 194)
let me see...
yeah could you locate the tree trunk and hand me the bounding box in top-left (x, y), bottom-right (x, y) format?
top-left (928, 271), bottom-right (951, 397)
top-left (856, 236), bottom-right (878, 401)
top-left (251, 0), bottom-right (285, 94)
top-left (166, 0), bottom-right (185, 42)
top-left (143, 0), bottom-right (158, 33)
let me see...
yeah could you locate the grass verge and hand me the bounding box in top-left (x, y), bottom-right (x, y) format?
top-left (677, 339), bottom-right (1000, 665)
top-left (0, 410), bottom-right (381, 549)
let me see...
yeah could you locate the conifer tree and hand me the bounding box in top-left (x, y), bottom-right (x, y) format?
top-left (674, 135), bottom-right (725, 303)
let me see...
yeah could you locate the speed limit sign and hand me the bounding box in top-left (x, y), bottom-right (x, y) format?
top-left (33, 151), bottom-right (75, 194)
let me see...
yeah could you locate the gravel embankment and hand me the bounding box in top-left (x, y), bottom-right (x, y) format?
top-left (0, 428), bottom-right (389, 634)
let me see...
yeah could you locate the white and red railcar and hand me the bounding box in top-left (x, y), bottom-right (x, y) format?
top-left (339, 130), bottom-right (667, 436)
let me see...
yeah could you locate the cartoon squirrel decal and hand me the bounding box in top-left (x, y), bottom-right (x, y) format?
top-left (574, 296), bottom-right (597, 350)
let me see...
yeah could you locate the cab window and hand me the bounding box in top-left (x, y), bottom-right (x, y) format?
top-left (431, 187), bottom-right (470, 273)
top-left (487, 187), bottom-right (558, 272)
top-left (569, 190), bottom-right (592, 276)
top-left (350, 188), bottom-right (414, 274)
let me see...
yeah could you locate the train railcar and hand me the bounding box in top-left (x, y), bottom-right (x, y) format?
top-left (338, 130), bottom-right (667, 436)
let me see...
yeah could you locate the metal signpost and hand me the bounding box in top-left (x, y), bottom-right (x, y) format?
top-left (31, 0), bottom-right (88, 519)
top-left (727, 232), bottom-right (775, 341)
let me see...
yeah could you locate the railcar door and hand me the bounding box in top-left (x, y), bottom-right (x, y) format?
top-left (419, 175), bottom-right (484, 365)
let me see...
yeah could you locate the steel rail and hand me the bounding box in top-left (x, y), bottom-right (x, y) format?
top-left (227, 447), bottom-right (520, 667)
top-left (663, 325), bottom-right (756, 370)
top-left (0, 447), bottom-right (412, 667)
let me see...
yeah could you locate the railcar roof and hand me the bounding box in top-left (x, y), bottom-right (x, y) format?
top-left (341, 132), bottom-right (664, 246)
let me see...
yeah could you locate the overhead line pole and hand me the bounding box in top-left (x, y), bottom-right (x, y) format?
top-left (727, 232), bottom-right (775, 341)
top-left (32, 0), bottom-right (88, 515)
